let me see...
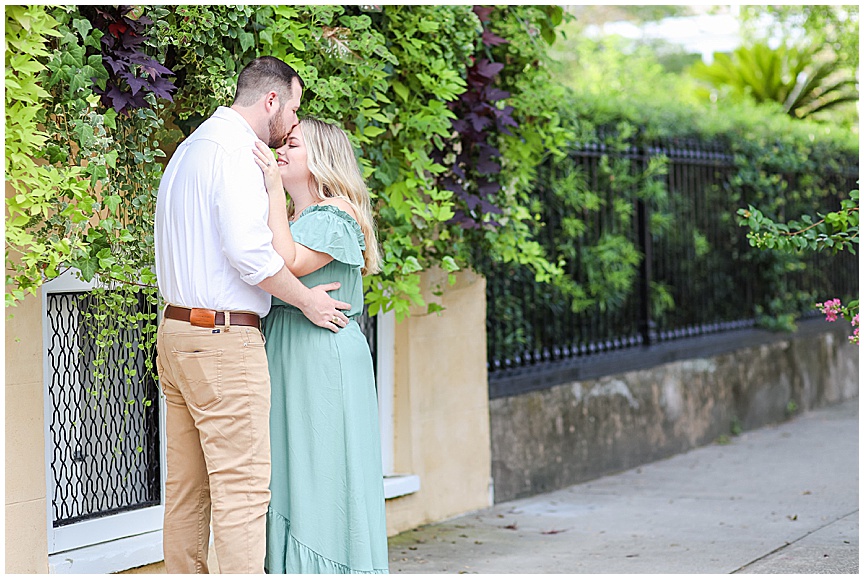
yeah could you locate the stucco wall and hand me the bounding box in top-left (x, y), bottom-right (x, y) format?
top-left (489, 323), bottom-right (860, 503)
top-left (5, 290), bottom-right (49, 573)
top-left (6, 267), bottom-right (492, 574)
top-left (384, 268), bottom-right (493, 535)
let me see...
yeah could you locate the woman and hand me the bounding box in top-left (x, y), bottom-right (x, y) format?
top-left (252, 119), bottom-right (388, 574)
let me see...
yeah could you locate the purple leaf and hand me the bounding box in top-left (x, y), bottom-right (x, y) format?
top-left (467, 112), bottom-right (492, 132)
top-left (119, 34), bottom-right (147, 49)
top-left (472, 6), bottom-right (493, 22)
top-left (122, 71), bottom-right (148, 95)
top-left (476, 159), bottom-right (501, 175)
top-left (485, 88), bottom-right (510, 102)
top-left (461, 193), bottom-right (482, 211)
top-left (119, 50), bottom-right (168, 74)
top-left (497, 119), bottom-right (517, 132)
top-left (110, 47), bottom-right (137, 61)
top-left (480, 199), bottom-right (503, 214)
top-left (441, 179), bottom-right (467, 198)
top-left (127, 91), bottom-right (148, 110)
top-left (474, 59), bottom-right (505, 79)
top-left (478, 181), bottom-right (501, 196)
top-left (497, 105), bottom-right (518, 125)
top-left (104, 85), bottom-right (133, 113)
top-left (140, 61), bottom-right (174, 78)
top-left (476, 142), bottom-right (499, 157)
top-left (102, 55), bottom-right (127, 75)
top-left (482, 29), bottom-right (509, 47)
top-left (450, 209), bottom-right (482, 229)
top-left (150, 76), bottom-right (177, 101)
top-left (124, 50), bottom-right (158, 67)
top-left (456, 150), bottom-right (474, 167)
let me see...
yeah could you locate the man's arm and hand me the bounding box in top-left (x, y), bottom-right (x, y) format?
top-left (216, 144), bottom-right (350, 332)
top-left (258, 266), bottom-right (350, 332)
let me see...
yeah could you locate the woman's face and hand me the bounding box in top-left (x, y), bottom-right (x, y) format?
top-left (274, 125), bottom-right (309, 190)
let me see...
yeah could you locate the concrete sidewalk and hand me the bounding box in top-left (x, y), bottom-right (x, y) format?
top-left (388, 397), bottom-right (859, 574)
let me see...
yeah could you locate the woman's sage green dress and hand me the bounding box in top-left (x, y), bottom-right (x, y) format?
top-left (262, 205), bottom-right (389, 574)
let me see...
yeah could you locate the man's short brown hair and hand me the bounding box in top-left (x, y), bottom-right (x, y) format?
top-left (233, 56), bottom-right (304, 107)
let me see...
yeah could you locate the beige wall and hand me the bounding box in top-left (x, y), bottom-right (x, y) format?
top-left (6, 268), bottom-right (493, 573)
top-left (5, 290), bottom-right (49, 573)
top-left (384, 268), bottom-right (493, 535)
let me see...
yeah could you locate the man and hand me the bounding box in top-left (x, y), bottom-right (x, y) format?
top-left (154, 56), bottom-right (349, 574)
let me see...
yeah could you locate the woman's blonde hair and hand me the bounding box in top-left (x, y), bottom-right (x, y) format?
top-left (294, 118), bottom-right (381, 275)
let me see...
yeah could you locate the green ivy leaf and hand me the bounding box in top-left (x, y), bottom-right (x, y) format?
top-left (71, 17), bottom-right (91, 39)
top-left (401, 256), bottom-right (422, 274)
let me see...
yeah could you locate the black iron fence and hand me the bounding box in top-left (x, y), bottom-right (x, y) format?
top-left (483, 139), bottom-right (859, 392)
top-left (46, 291), bottom-right (161, 527)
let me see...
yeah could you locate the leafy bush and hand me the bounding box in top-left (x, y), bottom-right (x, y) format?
top-left (514, 31), bottom-right (858, 343)
top-left (6, 6), bottom-right (571, 321)
top-left (690, 42), bottom-right (858, 120)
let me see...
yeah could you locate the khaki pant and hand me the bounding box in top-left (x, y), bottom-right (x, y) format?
top-left (156, 316), bottom-right (271, 574)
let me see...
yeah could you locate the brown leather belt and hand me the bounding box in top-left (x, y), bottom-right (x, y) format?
top-left (164, 305), bottom-right (260, 328)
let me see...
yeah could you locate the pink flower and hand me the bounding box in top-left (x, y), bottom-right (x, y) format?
top-left (816, 298), bottom-right (842, 323)
top-left (849, 328), bottom-right (859, 345)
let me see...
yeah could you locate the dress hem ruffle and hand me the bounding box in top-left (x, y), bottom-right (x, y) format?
top-left (265, 507), bottom-right (389, 575)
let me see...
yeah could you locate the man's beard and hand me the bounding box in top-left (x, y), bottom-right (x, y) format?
top-left (267, 104), bottom-right (287, 148)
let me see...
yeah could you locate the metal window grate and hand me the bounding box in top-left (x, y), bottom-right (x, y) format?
top-left (46, 291), bottom-right (161, 527)
top-left (357, 304), bottom-right (378, 378)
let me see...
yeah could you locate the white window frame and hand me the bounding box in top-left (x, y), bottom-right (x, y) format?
top-left (376, 311), bottom-right (420, 499)
top-left (42, 269), bottom-right (167, 573)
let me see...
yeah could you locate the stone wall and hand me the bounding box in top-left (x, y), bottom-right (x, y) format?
top-left (489, 322), bottom-right (859, 503)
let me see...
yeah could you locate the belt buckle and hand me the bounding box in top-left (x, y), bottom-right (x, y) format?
top-left (189, 308), bottom-right (216, 328)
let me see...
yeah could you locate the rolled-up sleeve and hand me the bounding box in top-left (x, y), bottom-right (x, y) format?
top-left (214, 145), bottom-right (285, 285)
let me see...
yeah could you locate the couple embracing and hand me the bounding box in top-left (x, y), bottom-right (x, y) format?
top-left (154, 56), bottom-right (388, 574)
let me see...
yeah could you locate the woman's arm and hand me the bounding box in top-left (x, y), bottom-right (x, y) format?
top-left (253, 141), bottom-right (297, 267)
top-left (253, 142), bottom-right (335, 277)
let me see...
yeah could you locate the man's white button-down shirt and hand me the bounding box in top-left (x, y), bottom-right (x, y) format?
top-left (155, 106), bottom-right (285, 317)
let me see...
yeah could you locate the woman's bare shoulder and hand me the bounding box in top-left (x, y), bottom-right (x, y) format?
top-left (319, 197), bottom-right (358, 220)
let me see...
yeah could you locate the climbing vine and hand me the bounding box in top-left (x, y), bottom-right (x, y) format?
top-left (5, 5), bottom-right (89, 304)
top-left (6, 5), bottom-right (167, 441)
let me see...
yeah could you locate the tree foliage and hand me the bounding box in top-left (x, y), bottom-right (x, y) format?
top-left (691, 42), bottom-right (858, 120)
top-left (740, 5), bottom-right (859, 72)
top-left (540, 30), bottom-right (858, 336)
top-left (739, 190), bottom-right (859, 254)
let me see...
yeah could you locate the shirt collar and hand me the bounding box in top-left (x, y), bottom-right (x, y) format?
top-left (213, 106), bottom-right (259, 140)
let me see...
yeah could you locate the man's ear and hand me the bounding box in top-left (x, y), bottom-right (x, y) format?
top-left (264, 91), bottom-right (279, 113)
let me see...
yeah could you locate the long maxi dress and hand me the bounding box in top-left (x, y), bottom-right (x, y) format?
top-left (262, 204), bottom-right (389, 574)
